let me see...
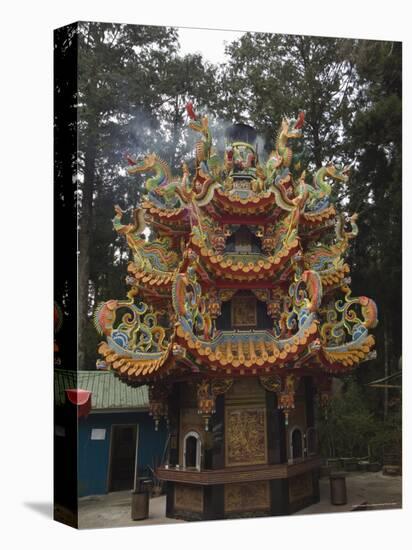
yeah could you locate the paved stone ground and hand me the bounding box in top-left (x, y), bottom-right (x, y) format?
top-left (78, 492), bottom-right (183, 529)
top-left (296, 471), bottom-right (402, 515)
top-left (78, 471), bottom-right (402, 529)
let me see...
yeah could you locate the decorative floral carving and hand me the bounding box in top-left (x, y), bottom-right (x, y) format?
top-left (211, 378), bottom-right (234, 396)
top-left (261, 224), bottom-right (277, 254)
top-left (210, 223), bottom-right (226, 253)
top-left (219, 289), bottom-right (238, 302)
top-left (259, 375), bottom-right (282, 393)
top-left (206, 288), bottom-right (221, 319)
top-left (225, 481), bottom-right (270, 513)
top-left (267, 290), bottom-right (282, 319)
top-left (175, 485), bottom-right (204, 512)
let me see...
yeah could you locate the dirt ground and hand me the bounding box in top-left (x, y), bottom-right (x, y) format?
top-left (78, 471), bottom-right (402, 529)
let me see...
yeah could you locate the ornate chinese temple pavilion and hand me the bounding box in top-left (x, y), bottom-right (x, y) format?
top-left (94, 103), bottom-right (378, 520)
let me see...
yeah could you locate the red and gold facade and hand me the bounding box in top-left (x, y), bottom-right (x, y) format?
top-left (95, 104), bottom-right (378, 519)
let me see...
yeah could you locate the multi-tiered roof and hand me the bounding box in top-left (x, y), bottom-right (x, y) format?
top-left (94, 103), bottom-right (377, 422)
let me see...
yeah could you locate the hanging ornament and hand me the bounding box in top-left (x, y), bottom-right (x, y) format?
top-left (196, 380), bottom-right (215, 431)
top-left (148, 385), bottom-right (169, 431)
top-left (277, 375), bottom-right (299, 425)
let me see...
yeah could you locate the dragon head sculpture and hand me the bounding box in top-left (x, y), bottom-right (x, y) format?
top-left (126, 152), bottom-right (157, 175)
top-left (279, 112), bottom-right (305, 140)
top-left (325, 162), bottom-right (350, 183)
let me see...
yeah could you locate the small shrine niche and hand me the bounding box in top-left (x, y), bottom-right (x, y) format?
top-left (231, 293), bottom-right (257, 328)
top-left (224, 226), bottom-right (261, 254)
top-left (216, 290), bottom-right (273, 331)
top-left (183, 431), bottom-right (202, 470)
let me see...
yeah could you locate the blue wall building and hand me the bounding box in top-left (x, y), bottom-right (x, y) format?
top-left (55, 370), bottom-right (167, 497)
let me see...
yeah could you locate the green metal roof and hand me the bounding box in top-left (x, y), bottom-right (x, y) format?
top-left (54, 369), bottom-right (149, 411)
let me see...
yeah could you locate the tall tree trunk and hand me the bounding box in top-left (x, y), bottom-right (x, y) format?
top-left (383, 317), bottom-right (391, 421)
top-left (170, 95), bottom-right (179, 169)
top-left (78, 134), bottom-right (97, 370)
top-left (311, 121), bottom-right (323, 167)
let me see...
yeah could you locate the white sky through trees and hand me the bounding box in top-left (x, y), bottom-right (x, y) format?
top-left (178, 27), bottom-right (245, 63)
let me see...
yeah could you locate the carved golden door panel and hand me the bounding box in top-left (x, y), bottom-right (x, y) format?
top-left (288, 473), bottom-right (313, 503)
top-left (174, 484), bottom-right (204, 512)
top-left (225, 481), bottom-right (270, 513)
top-left (225, 406), bottom-right (267, 466)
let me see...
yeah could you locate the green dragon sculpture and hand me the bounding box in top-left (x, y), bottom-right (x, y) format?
top-left (186, 101), bottom-right (222, 183)
top-left (266, 112), bottom-right (305, 178)
top-left (296, 163), bottom-right (349, 212)
top-left (113, 205), bottom-right (179, 271)
top-left (304, 212), bottom-right (359, 273)
top-left (126, 152), bottom-right (184, 207)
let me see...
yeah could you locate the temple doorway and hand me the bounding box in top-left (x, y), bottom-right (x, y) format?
top-left (108, 424), bottom-right (138, 491)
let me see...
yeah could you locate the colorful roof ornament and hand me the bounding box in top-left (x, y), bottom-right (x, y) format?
top-left (94, 103), bottom-right (378, 395)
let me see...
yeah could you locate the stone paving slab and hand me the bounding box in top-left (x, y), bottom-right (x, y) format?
top-left (296, 471), bottom-right (402, 515)
top-left (78, 471), bottom-right (402, 529)
top-left (78, 493), bottom-right (183, 529)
